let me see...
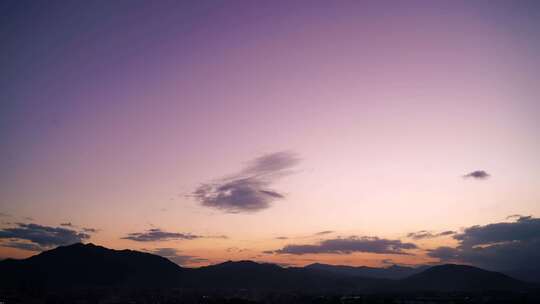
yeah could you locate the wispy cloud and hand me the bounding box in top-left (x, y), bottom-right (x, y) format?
top-left (314, 230), bottom-right (334, 236)
top-left (122, 228), bottom-right (201, 242)
top-left (407, 230), bottom-right (456, 240)
top-left (82, 227), bottom-right (99, 233)
top-left (192, 151), bottom-right (300, 213)
top-left (463, 170), bottom-right (490, 179)
top-left (0, 241), bottom-right (44, 252)
top-left (271, 236), bottom-right (417, 255)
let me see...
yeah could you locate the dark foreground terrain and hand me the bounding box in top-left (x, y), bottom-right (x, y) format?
top-left (1, 243), bottom-right (538, 303)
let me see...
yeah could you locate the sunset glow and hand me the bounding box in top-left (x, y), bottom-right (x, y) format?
top-left (1, 1), bottom-right (539, 273)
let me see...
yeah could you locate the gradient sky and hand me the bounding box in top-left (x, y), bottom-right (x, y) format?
top-left (1, 1), bottom-right (539, 269)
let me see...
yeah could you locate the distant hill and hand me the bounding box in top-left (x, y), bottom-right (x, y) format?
top-left (505, 268), bottom-right (540, 283)
top-left (0, 243), bottom-right (532, 292)
top-left (397, 264), bottom-right (528, 292)
top-left (182, 260), bottom-right (381, 291)
top-left (0, 243), bottom-right (183, 288)
top-left (305, 262), bottom-right (427, 279)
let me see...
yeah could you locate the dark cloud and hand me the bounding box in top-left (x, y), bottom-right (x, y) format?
top-left (0, 212), bottom-right (10, 217)
top-left (122, 228), bottom-right (200, 242)
top-left (82, 227), bottom-right (99, 233)
top-left (193, 177), bottom-right (284, 213)
top-left (0, 223), bottom-right (91, 251)
top-left (275, 236), bottom-right (289, 240)
top-left (60, 222), bottom-right (73, 227)
top-left (454, 215), bottom-right (539, 247)
top-left (428, 215), bottom-right (540, 270)
top-left (192, 151), bottom-right (300, 213)
top-left (407, 230), bottom-right (456, 240)
top-left (315, 230), bottom-right (334, 236)
top-left (272, 236), bottom-right (417, 255)
top-left (463, 170), bottom-right (490, 179)
top-left (146, 248), bottom-right (208, 266)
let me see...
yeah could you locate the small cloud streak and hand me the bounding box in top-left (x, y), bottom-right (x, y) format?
top-left (122, 228), bottom-right (201, 242)
top-left (82, 227), bottom-right (99, 233)
top-left (271, 236), bottom-right (417, 255)
top-left (463, 170), bottom-right (490, 179)
top-left (314, 230), bottom-right (334, 236)
top-left (1, 241), bottom-right (44, 252)
top-left (407, 230), bottom-right (456, 240)
top-left (192, 151), bottom-right (300, 213)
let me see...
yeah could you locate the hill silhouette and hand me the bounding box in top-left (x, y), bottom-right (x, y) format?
top-left (0, 243), bottom-right (531, 292)
top-left (397, 264), bottom-right (528, 292)
top-left (305, 262), bottom-right (428, 279)
top-left (182, 260), bottom-right (382, 291)
top-left (0, 243), bottom-right (183, 288)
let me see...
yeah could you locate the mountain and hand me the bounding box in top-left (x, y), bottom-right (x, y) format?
top-left (0, 244), bottom-right (532, 293)
top-left (305, 262), bottom-right (427, 279)
top-left (182, 260), bottom-right (381, 291)
top-left (0, 244), bottom-right (377, 291)
top-left (0, 243), bottom-right (183, 289)
top-left (397, 264), bottom-right (529, 292)
top-left (505, 268), bottom-right (540, 283)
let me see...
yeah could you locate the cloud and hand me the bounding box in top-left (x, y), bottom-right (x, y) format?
top-left (1, 241), bottom-right (43, 252)
top-left (82, 227), bottom-right (99, 233)
top-left (315, 230), bottom-right (334, 236)
top-left (122, 228), bottom-right (201, 242)
top-left (453, 215), bottom-right (539, 247)
top-left (428, 215), bottom-right (540, 270)
top-left (0, 223), bottom-right (91, 251)
top-left (146, 248), bottom-right (208, 266)
top-left (439, 230), bottom-right (456, 236)
top-left (463, 170), bottom-right (490, 179)
top-left (192, 151), bottom-right (300, 213)
top-left (272, 236), bottom-right (417, 255)
top-left (275, 236), bottom-right (289, 240)
top-left (0, 212), bottom-right (10, 217)
top-left (60, 222), bottom-right (73, 227)
top-left (407, 230), bottom-right (456, 240)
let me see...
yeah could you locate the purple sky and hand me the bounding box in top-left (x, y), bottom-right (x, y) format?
top-left (1, 1), bottom-right (539, 268)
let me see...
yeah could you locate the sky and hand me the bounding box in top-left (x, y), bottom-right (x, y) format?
top-left (1, 1), bottom-right (539, 271)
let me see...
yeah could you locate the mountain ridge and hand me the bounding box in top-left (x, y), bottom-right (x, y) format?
top-left (0, 243), bottom-right (532, 292)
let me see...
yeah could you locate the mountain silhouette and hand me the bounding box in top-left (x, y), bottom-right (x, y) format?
top-left (0, 243), bottom-right (183, 288)
top-left (305, 262), bottom-right (428, 279)
top-left (182, 260), bottom-right (380, 291)
top-left (397, 264), bottom-right (528, 292)
top-left (0, 243), bottom-right (531, 292)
